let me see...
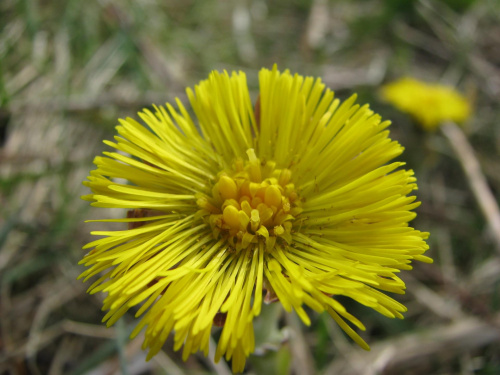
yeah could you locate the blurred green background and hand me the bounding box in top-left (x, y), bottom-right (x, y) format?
top-left (1, 0), bottom-right (500, 374)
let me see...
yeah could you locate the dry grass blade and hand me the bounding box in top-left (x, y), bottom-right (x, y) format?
top-left (325, 313), bottom-right (500, 375)
top-left (285, 313), bottom-right (315, 375)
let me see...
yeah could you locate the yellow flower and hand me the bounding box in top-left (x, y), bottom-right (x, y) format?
top-left (381, 77), bottom-right (471, 131)
top-left (80, 66), bottom-right (431, 372)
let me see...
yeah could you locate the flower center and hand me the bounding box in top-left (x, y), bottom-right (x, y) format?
top-left (197, 149), bottom-right (302, 251)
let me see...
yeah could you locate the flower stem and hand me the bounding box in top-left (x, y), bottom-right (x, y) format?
top-left (441, 121), bottom-right (500, 252)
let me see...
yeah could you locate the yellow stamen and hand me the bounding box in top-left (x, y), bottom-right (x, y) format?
top-left (218, 175), bottom-right (238, 200)
top-left (197, 149), bottom-right (302, 251)
top-left (264, 185), bottom-right (282, 207)
top-left (223, 205), bottom-right (240, 229)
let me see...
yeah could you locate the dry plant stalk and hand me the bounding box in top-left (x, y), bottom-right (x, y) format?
top-left (441, 121), bottom-right (500, 252)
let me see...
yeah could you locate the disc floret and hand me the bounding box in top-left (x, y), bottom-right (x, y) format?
top-left (197, 149), bottom-right (302, 251)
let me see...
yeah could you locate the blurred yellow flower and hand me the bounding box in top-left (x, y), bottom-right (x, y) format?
top-left (381, 77), bottom-right (471, 131)
top-left (80, 66), bottom-right (431, 372)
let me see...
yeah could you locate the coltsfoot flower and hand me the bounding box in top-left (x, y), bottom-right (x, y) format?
top-left (80, 66), bottom-right (431, 372)
top-left (381, 77), bottom-right (471, 131)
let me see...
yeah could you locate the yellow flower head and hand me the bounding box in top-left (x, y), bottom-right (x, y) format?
top-left (80, 66), bottom-right (431, 372)
top-left (381, 77), bottom-right (471, 131)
